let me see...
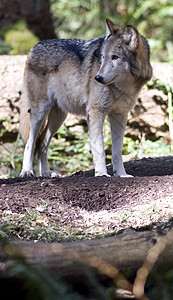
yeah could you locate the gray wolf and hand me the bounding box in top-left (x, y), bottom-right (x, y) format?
top-left (19, 18), bottom-right (152, 178)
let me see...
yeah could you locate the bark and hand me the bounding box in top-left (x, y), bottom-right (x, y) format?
top-left (1, 229), bottom-right (173, 284)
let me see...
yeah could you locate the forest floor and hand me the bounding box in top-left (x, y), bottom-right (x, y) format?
top-left (0, 156), bottom-right (173, 242)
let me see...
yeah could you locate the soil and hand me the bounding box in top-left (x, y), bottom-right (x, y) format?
top-left (0, 156), bottom-right (173, 238)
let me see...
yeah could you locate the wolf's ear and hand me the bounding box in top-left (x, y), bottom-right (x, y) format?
top-left (123, 25), bottom-right (139, 51)
top-left (106, 18), bottom-right (119, 38)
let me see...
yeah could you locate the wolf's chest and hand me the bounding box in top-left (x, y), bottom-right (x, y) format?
top-left (111, 90), bottom-right (138, 114)
top-left (47, 73), bottom-right (87, 115)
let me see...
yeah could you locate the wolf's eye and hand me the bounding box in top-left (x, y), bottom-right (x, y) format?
top-left (112, 55), bottom-right (119, 60)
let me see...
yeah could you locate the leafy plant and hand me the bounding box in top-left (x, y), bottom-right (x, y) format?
top-left (0, 137), bottom-right (23, 178)
top-left (48, 125), bottom-right (93, 175)
top-left (123, 138), bottom-right (171, 157)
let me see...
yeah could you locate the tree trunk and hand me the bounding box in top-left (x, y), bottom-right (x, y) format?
top-left (0, 0), bottom-right (57, 40)
top-left (20, 0), bottom-right (57, 40)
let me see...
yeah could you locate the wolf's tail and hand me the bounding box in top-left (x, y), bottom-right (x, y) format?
top-left (19, 94), bottom-right (30, 145)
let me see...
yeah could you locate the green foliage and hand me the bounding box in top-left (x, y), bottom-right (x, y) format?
top-left (0, 19), bottom-right (39, 55)
top-left (50, 0), bottom-right (173, 61)
top-left (0, 0), bottom-right (172, 59)
top-left (123, 138), bottom-right (171, 157)
top-left (0, 138), bottom-right (23, 178)
top-left (0, 39), bottom-right (11, 54)
top-left (51, 0), bottom-right (101, 39)
top-left (48, 125), bottom-right (93, 175)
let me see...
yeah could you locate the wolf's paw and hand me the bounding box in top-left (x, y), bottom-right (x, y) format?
top-left (95, 172), bottom-right (111, 177)
top-left (20, 169), bottom-right (35, 178)
top-left (113, 171), bottom-right (133, 177)
top-left (41, 170), bottom-right (59, 178)
top-left (120, 174), bottom-right (133, 178)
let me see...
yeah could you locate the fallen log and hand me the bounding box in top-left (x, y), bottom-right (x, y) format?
top-left (1, 228), bottom-right (173, 284)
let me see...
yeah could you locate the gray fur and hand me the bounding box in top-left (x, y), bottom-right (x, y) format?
top-left (20, 19), bottom-right (152, 178)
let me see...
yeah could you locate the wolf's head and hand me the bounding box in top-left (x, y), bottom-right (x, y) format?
top-left (95, 18), bottom-right (152, 89)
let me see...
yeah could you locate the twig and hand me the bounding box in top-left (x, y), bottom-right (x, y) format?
top-left (133, 230), bottom-right (173, 299)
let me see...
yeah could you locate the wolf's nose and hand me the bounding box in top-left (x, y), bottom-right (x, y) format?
top-left (95, 75), bottom-right (103, 83)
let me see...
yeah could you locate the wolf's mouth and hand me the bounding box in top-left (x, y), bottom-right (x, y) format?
top-left (103, 75), bottom-right (119, 85)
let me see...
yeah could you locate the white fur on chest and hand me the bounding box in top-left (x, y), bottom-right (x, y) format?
top-left (47, 73), bottom-right (88, 115)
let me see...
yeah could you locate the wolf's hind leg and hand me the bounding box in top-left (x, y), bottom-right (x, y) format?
top-left (38, 105), bottom-right (67, 177)
top-left (20, 107), bottom-right (49, 178)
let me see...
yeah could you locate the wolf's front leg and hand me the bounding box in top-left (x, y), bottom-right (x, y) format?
top-left (20, 137), bottom-right (35, 177)
top-left (109, 112), bottom-right (132, 177)
top-left (87, 109), bottom-right (108, 176)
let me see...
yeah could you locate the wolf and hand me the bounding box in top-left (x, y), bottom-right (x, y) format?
top-left (19, 18), bottom-right (152, 178)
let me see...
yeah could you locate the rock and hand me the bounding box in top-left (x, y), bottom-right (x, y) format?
top-left (127, 62), bottom-right (173, 143)
top-left (0, 55), bottom-right (26, 142)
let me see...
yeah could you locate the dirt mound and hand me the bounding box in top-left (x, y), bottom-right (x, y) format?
top-left (0, 156), bottom-right (173, 241)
